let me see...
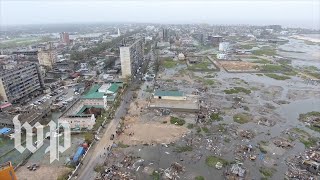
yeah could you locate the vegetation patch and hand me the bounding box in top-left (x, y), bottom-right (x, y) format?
top-left (170, 116), bottom-right (186, 126)
top-left (195, 176), bottom-right (205, 180)
top-left (259, 167), bottom-right (276, 177)
top-left (252, 59), bottom-right (271, 64)
top-left (299, 111), bottom-right (320, 133)
top-left (205, 156), bottom-right (228, 167)
top-left (187, 123), bottom-right (194, 129)
top-left (174, 145), bottom-right (193, 153)
top-left (265, 73), bottom-right (290, 80)
top-left (151, 170), bottom-right (160, 180)
top-left (94, 164), bottom-right (105, 173)
top-left (117, 142), bottom-right (130, 148)
top-left (233, 113), bottom-right (253, 124)
top-left (162, 58), bottom-right (177, 68)
top-left (252, 47), bottom-right (276, 56)
top-left (260, 64), bottom-right (287, 72)
top-left (210, 113), bottom-right (223, 121)
top-left (202, 127), bottom-right (210, 133)
top-left (224, 87), bottom-right (251, 94)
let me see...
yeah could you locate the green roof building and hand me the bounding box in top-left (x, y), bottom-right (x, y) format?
top-left (154, 90), bottom-right (186, 100)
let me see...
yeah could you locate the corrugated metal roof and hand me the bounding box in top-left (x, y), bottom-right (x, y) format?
top-left (154, 90), bottom-right (184, 97)
top-left (82, 84), bottom-right (104, 99)
top-left (107, 84), bottom-right (119, 93)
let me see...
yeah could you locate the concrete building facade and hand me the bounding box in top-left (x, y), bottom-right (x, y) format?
top-left (119, 38), bottom-right (144, 78)
top-left (0, 62), bottom-right (44, 103)
top-left (60, 32), bottom-right (70, 44)
top-left (38, 50), bottom-right (57, 69)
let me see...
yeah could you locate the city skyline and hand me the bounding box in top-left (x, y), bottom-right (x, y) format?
top-left (1, 0), bottom-right (320, 29)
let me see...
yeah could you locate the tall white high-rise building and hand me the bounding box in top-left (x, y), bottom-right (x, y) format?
top-left (119, 38), bottom-right (144, 78)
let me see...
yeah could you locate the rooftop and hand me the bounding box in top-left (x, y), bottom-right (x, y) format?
top-left (82, 84), bottom-right (104, 99)
top-left (76, 105), bottom-right (105, 115)
top-left (107, 84), bottom-right (120, 93)
top-left (154, 90), bottom-right (184, 97)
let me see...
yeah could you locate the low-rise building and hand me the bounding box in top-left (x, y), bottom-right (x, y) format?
top-left (153, 90), bottom-right (187, 101)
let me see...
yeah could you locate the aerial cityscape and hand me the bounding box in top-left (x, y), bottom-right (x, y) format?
top-left (0, 1), bottom-right (320, 180)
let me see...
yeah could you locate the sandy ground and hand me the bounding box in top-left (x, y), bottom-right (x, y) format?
top-left (117, 121), bottom-right (190, 145)
top-left (219, 61), bottom-right (259, 71)
top-left (16, 165), bottom-right (72, 180)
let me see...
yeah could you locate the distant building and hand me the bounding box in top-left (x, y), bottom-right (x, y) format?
top-left (219, 42), bottom-right (230, 52)
top-left (119, 38), bottom-right (144, 78)
top-left (208, 35), bottom-right (223, 46)
top-left (217, 53), bottom-right (227, 60)
top-left (178, 53), bottom-right (185, 60)
top-left (0, 62), bottom-right (44, 103)
top-left (162, 28), bottom-right (169, 42)
top-left (60, 32), bottom-right (70, 44)
top-left (38, 49), bottom-right (57, 69)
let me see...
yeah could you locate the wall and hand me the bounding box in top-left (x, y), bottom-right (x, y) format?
top-left (153, 96), bottom-right (187, 101)
top-left (0, 79), bottom-right (8, 102)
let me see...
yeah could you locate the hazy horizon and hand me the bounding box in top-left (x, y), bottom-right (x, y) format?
top-left (1, 0), bottom-right (320, 30)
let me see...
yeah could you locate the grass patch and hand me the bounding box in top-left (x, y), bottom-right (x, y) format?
top-left (187, 123), bottom-right (194, 129)
top-left (299, 111), bottom-right (320, 120)
top-left (239, 44), bottom-right (255, 49)
top-left (256, 74), bottom-right (264, 76)
top-left (117, 142), bottom-right (130, 148)
top-left (252, 59), bottom-right (271, 64)
top-left (195, 176), bottom-right (205, 180)
top-left (94, 164), bottom-right (104, 173)
top-left (265, 73), bottom-right (290, 80)
top-left (204, 79), bottom-right (215, 85)
top-left (252, 47), bottom-right (276, 56)
top-left (224, 87), bottom-right (251, 94)
top-left (260, 64), bottom-right (287, 72)
top-left (259, 167), bottom-right (276, 177)
top-left (210, 113), bottom-right (223, 121)
top-left (217, 124), bottom-right (227, 133)
top-left (196, 127), bottom-right (202, 133)
top-left (162, 58), bottom-right (177, 68)
top-left (202, 127), bottom-right (210, 133)
top-left (224, 138), bottom-right (231, 143)
top-left (151, 170), bottom-right (160, 180)
top-left (57, 169), bottom-right (73, 180)
top-left (205, 156), bottom-right (228, 167)
top-left (174, 145), bottom-right (193, 153)
top-left (170, 116), bottom-right (186, 126)
top-left (233, 113), bottom-right (252, 124)
top-left (300, 137), bottom-right (318, 148)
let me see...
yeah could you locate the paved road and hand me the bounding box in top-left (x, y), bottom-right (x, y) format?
top-left (74, 44), bottom-right (153, 180)
top-left (75, 87), bottom-right (134, 180)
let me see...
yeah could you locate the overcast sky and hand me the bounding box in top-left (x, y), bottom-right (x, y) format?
top-left (1, 0), bottom-right (320, 29)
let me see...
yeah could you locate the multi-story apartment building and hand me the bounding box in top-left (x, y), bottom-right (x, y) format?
top-left (38, 49), bottom-right (57, 69)
top-left (0, 62), bottom-right (44, 104)
top-left (119, 38), bottom-right (144, 78)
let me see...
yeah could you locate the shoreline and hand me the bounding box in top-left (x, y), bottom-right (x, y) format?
top-left (291, 35), bottom-right (320, 43)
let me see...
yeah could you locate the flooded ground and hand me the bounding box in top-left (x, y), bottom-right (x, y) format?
top-left (95, 45), bottom-right (320, 179)
top-left (278, 36), bottom-right (320, 68)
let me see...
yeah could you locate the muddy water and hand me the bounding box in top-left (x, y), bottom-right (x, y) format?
top-left (115, 58), bottom-right (320, 179)
top-left (278, 37), bottom-right (320, 68)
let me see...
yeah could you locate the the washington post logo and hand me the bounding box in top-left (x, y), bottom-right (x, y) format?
top-left (13, 115), bottom-right (71, 163)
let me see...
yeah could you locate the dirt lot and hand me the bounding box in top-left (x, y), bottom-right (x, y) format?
top-left (219, 61), bottom-right (259, 71)
top-left (117, 120), bottom-right (190, 145)
top-left (16, 165), bottom-right (72, 180)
